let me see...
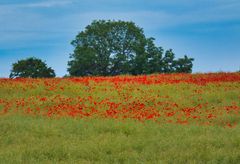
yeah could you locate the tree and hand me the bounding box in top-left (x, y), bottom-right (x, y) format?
top-left (9, 57), bottom-right (56, 78)
top-left (162, 49), bottom-right (176, 73)
top-left (68, 20), bottom-right (194, 76)
top-left (68, 20), bottom-right (146, 76)
top-left (145, 38), bottom-right (164, 74)
top-left (174, 55), bottom-right (194, 73)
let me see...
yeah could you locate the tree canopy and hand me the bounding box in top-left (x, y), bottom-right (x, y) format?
top-left (9, 57), bottom-right (56, 78)
top-left (68, 20), bottom-right (194, 76)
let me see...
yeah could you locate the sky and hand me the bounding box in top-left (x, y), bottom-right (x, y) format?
top-left (0, 0), bottom-right (240, 77)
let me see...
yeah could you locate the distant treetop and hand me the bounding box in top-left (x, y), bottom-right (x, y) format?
top-left (10, 57), bottom-right (56, 78)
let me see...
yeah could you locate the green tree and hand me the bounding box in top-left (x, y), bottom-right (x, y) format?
top-left (162, 49), bottom-right (176, 73)
top-left (68, 20), bottom-right (146, 76)
top-left (145, 38), bottom-right (164, 74)
top-left (68, 20), bottom-right (194, 76)
top-left (68, 47), bottom-right (97, 76)
top-left (9, 57), bottom-right (56, 78)
top-left (174, 55), bottom-right (194, 73)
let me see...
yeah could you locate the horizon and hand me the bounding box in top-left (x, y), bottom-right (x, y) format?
top-left (1, 0), bottom-right (240, 77)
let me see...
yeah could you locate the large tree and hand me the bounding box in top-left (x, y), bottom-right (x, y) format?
top-left (68, 20), bottom-right (146, 76)
top-left (68, 20), bottom-right (194, 76)
top-left (9, 57), bottom-right (56, 78)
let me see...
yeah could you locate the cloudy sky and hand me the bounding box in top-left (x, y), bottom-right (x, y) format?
top-left (0, 0), bottom-right (240, 77)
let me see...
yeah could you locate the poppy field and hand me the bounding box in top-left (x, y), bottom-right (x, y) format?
top-left (0, 73), bottom-right (240, 163)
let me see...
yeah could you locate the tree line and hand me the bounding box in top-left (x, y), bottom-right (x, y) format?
top-left (10, 20), bottom-right (194, 78)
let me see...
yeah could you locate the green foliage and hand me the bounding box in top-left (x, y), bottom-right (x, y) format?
top-left (9, 57), bottom-right (56, 78)
top-left (174, 55), bottom-right (194, 73)
top-left (162, 50), bottom-right (194, 73)
top-left (68, 20), bottom-right (194, 76)
top-left (145, 38), bottom-right (164, 74)
top-left (68, 20), bottom-right (146, 76)
top-left (162, 49), bottom-right (176, 73)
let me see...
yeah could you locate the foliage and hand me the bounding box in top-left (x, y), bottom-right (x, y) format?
top-left (68, 20), bottom-right (194, 76)
top-left (9, 57), bottom-right (56, 78)
top-left (174, 55), bottom-right (194, 73)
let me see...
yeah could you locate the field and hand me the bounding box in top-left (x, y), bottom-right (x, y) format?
top-left (0, 73), bottom-right (240, 163)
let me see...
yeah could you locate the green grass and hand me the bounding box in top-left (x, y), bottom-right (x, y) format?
top-left (1, 114), bottom-right (240, 163)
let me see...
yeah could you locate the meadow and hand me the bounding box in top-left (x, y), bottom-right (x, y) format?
top-left (0, 73), bottom-right (240, 163)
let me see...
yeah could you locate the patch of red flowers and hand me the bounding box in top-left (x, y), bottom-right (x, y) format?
top-left (0, 73), bottom-right (239, 128)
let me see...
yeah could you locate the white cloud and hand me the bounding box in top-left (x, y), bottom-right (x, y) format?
top-left (0, 0), bottom-right (74, 8)
top-left (23, 0), bottom-right (73, 8)
top-left (1, 0), bottom-right (239, 50)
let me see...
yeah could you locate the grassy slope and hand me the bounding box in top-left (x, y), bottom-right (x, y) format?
top-left (0, 74), bottom-right (240, 163)
top-left (1, 115), bottom-right (240, 163)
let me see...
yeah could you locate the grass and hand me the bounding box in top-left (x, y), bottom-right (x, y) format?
top-left (1, 115), bottom-right (240, 163)
top-left (0, 73), bottom-right (240, 163)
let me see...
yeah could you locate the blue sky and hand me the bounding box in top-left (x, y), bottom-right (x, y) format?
top-left (0, 0), bottom-right (240, 77)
